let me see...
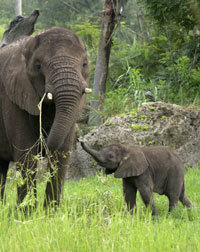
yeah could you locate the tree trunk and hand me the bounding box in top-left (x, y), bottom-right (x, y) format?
top-left (88, 0), bottom-right (127, 126)
top-left (15, 0), bottom-right (22, 16)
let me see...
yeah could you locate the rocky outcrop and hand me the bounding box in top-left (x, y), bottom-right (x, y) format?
top-left (68, 102), bottom-right (200, 180)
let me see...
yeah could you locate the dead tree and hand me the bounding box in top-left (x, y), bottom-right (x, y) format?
top-left (0, 10), bottom-right (39, 48)
top-left (88, 0), bottom-right (127, 125)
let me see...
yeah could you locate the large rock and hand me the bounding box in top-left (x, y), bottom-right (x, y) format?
top-left (68, 102), bottom-right (200, 180)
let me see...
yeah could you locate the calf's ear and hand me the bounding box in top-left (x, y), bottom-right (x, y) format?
top-left (114, 149), bottom-right (149, 178)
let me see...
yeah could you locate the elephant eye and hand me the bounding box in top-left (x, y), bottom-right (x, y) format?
top-left (108, 154), bottom-right (114, 160)
top-left (34, 63), bottom-right (41, 72)
top-left (83, 60), bottom-right (88, 68)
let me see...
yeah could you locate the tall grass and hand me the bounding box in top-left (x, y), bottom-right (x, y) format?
top-left (0, 168), bottom-right (199, 251)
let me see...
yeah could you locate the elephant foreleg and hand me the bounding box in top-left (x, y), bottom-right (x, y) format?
top-left (0, 160), bottom-right (9, 202)
top-left (44, 150), bottom-right (71, 207)
top-left (44, 126), bottom-right (75, 207)
top-left (16, 160), bottom-right (37, 206)
top-left (138, 185), bottom-right (158, 216)
top-left (123, 178), bottom-right (137, 214)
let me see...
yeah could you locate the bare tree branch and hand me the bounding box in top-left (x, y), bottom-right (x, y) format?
top-left (60, 0), bottom-right (80, 13)
top-left (123, 26), bottom-right (145, 40)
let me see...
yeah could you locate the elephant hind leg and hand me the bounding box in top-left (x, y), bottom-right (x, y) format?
top-left (179, 182), bottom-right (191, 208)
top-left (168, 196), bottom-right (179, 212)
top-left (0, 160), bottom-right (9, 202)
top-left (166, 176), bottom-right (184, 212)
top-left (167, 189), bottom-right (180, 212)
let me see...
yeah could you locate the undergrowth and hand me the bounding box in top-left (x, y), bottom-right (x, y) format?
top-left (101, 58), bottom-right (200, 121)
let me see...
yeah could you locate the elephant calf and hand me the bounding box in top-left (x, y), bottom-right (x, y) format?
top-left (80, 141), bottom-right (191, 215)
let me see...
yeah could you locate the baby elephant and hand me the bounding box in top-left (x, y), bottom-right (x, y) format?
top-left (79, 141), bottom-right (191, 215)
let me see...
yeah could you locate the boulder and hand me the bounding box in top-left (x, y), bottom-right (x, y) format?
top-left (68, 102), bottom-right (200, 180)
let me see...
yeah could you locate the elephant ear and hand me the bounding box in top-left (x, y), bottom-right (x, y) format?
top-left (3, 38), bottom-right (40, 116)
top-left (114, 149), bottom-right (149, 178)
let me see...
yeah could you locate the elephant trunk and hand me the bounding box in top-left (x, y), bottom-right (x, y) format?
top-left (47, 60), bottom-right (83, 151)
top-left (80, 141), bottom-right (105, 163)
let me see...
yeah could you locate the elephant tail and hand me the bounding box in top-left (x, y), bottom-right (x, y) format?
top-left (179, 182), bottom-right (192, 208)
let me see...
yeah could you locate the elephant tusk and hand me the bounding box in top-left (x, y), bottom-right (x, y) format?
top-left (85, 88), bottom-right (92, 94)
top-left (47, 92), bottom-right (53, 100)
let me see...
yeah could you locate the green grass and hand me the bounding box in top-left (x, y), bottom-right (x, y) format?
top-left (0, 168), bottom-right (200, 252)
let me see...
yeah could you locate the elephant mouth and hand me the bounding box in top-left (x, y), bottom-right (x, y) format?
top-left (105, 168), bottom-right (115, 175)
top-left (97, 161), bottom-right (119, 170)
top-left (41, 102), bottom-right (56, 137)
top-left (98, 161), bottom-right (107, 167)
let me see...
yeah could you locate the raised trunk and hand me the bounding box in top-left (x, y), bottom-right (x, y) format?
top-left (80, 142), bottom-right (104, 163)
top-left (47, 60), bottom-right (82, 151)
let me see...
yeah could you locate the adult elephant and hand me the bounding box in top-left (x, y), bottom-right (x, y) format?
top-left (0, 27), bottom-right (91, 207)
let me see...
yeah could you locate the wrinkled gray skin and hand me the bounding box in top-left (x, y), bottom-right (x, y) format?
top-left (0, 10), bottom-right (39, 48)
top-left (0, 27), bottom-right (90, 207)
top-left (80, 141), bottom-right (191, 215)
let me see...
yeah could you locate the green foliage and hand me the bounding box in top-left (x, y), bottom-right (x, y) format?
top-left (0, 0), bottom-right (15, 26)
top-left (0, 25), bottom-right (5, 40)
top-left (141, 0), bottom-right (196, 31)
top-left (0, 168), bottom-right (200, 251)
top-left (103, 88), bottom-right (135, 118)
top-left (162, 56), bottom-right (200, 105)
top-left (73, 21), bottom-right (101, 84)
top-left (74, 21), bottom-right (100, 48)
top-left (103, 63), bottom-right (156, 119)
